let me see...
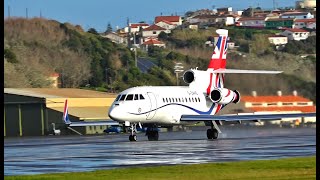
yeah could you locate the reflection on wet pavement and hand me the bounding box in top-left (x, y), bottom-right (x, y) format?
top-left (4, 126), bottom-right (316, 175)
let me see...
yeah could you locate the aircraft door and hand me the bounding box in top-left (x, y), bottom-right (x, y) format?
top-left (146, 92), bottom-right (157, 120)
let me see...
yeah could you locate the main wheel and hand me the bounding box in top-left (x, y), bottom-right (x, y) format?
top-left (212, 129), bottom-right (218, 139)
top-left (147, 131), bottom-right (159, 141)
top-left (207, 129), bottom-right (213, 139)
top-left (207, 129), bottom-right (218, 139)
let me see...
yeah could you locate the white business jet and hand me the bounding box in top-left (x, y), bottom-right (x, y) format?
top-left (108, 29), bottom-right (315, 141)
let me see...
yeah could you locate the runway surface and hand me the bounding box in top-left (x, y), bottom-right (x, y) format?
top-left (4, 126), bottom-right (316, 175)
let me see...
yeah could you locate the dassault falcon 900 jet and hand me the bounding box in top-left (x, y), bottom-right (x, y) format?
top-left (107, 29), bottom-right (315, 141)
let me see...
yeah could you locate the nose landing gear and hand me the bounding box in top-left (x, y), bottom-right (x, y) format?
top-left (129, 123), bottom-right (137, 141)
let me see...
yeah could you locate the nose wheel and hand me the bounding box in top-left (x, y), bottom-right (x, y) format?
top-left (129, 134), bottom-right (137, 141)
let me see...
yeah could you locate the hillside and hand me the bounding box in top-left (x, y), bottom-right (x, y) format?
top-left (4, 18), bottom-right (316, 102)
top-left (4, 18), bottom-right (176, 90)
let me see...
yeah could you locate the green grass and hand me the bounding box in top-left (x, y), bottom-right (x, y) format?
top-left (5, 156), bottom-right (316, 180)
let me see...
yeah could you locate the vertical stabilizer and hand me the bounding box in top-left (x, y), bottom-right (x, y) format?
top-left (208, 29), bottom-right (228, 70)
top-left (63, 99), bottom-right (71, 124)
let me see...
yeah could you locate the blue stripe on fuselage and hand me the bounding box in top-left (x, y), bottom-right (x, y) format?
top-left (128, 103), bottom-right (217, 115)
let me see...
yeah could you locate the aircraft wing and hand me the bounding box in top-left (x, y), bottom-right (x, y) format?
top-left (180, 112), bottom-right (316, 121)
top-left (68, 120), bottom-right (119, 127)
top-left (213, 69), bottom-right (282, 74)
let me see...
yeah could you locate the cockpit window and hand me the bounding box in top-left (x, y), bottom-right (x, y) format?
top-left (139, 94), bottom-right (145, 100)
top-left (115, 95), bottom-right (121, 101)
top-left (134, 94), bottom-right (139, 100)
top-left (126, 94), bottom-right (134, 101)
top-left (119, 94), bottom-right (126, 101)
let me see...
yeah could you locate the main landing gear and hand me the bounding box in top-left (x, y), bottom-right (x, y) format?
top-left (146, 126), bottom-right (159, 141)
top-left (129, 123), bottom-right (137, 141)
top-left (207, 121), bottom-right (220, 139)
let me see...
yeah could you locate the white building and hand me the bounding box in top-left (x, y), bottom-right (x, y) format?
top-left (268, 35), bottom-right (288, 50)
top-left (155, 20), bottom-right (176, 30)
top-left (129, 23), bottom-right (149, 33)
top-left (280, 28), bottom-right (310, 40)
top-left (142, 24), bottom-right (170, 38)
top-left (101, 32), bottom-right (128, 45)
top-left (280, 12), bottom-right (314, 19)
top-left (294, 18), bottom-right (316, 29)
top-left (215, 15), bottom-right (236, 26)
top-left (237, 17), bottom-right (266, 27)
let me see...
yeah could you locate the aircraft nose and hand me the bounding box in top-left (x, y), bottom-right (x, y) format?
top-left (108, 106), bottom-right (119, 121)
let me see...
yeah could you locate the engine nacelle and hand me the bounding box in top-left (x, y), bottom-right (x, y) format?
top-left (183, 69), bottom-right (209, 84)
top-left (182, 70), bottom-right (195, 84)
top-left (210, 88), bottom-right (240, 104)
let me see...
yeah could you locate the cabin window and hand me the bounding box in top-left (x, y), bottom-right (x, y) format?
top-left (282, 102), bottom-right (293, 106)
top-left (139, 94), bottom-right (145, 100)
top-left (182, 98), bottom-right (184, 103)
top-left (189, 98), bottom-right (191, 102)
top-left (115, 95), bottom-right (121, 101)
top-left (297, 102), bottom-right (308, 105)
top-left (178, 98), bottom-right (181, 102)
top-left (267, 103), bottom-right (277, 106)
top-left (169, 98), bottom-right (172, 103)
top-left (185, 98), bottom-right (188, 102)
top-left (175, 98), bottom-right (178, 102)
top-left (125, 94), bottom-right (134, 101)
top-left (163, 98), bottom-right (165, 103)
top-left (134, 94), bottom-right (139, 100)
top-left (198, 97), bottom-right (200, 102)
top-left (119, 94), bottom-right (126, 101)
top-left (166, 98), bottom-right (168, 103)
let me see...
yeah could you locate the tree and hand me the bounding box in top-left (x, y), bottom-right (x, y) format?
top-left (4, 48), bottom-right (18, 63)
top-left (87, 28), bottom-right (98, 35)
top-left (105, 23), bottom-right (112, 33)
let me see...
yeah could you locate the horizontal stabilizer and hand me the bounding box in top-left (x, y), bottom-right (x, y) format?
top-left (181, 112), bottom-right (316, 121)
top-left (212, 69), bottom-right (282, 74)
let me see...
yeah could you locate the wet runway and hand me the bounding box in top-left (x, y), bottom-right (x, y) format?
top-left (4, 126), bottom-right (316, 175)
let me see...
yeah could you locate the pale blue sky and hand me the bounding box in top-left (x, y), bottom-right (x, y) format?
top-left (4, 0), bottom-right (297, 32)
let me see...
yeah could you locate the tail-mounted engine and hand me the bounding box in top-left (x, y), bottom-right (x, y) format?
top-left (183, 69), bottom-right (209, 84)
top-left (209, 88), bottom-right (240, 104)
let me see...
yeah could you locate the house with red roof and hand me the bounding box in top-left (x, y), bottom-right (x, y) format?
top-left (294, 18), bottom-right (316, 29)
top-left (280, 28), bottom-right (310, 40)
top-left (155, 20), bottom-right (177, 30)
top-left (141, 38), bottom-right (165, 51)
top-left (280, 12), bottom-right (314, 19)
top-left (241, 90), bottom-right (316, 125)
top-left (142, 24), bottom-right (171, 38)
top-left (154, 16), bottom-right (182, 26)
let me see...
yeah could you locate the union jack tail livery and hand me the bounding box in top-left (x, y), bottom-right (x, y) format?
top-left (63, 99), bottom-right (71, 125)
top-left (208, 29), bottom-right (228, 70)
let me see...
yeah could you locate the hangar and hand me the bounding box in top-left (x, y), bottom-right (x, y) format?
top-left (4, 88), bottom-right (117, 137)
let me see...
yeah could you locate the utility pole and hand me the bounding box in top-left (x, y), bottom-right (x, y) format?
top-left (134, 48), bottom-right (137, 67)
top-left (8, 6), bottom-right (10, 18)
top-left (26, 8), bottom-right (28, 19)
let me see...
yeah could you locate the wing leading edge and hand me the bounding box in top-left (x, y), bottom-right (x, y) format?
top-left (68, 121), bottom-right (119, 127)
top-left (180, 112), bottom-right (316, 121)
